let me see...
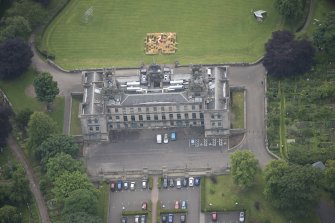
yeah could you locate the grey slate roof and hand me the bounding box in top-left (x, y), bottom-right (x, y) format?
top-left (312, 161), bottom-right (325, 170)
top-left (121, 93), bottom-right (188, 106)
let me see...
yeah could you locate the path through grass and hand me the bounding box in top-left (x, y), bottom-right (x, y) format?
top-left (42, 0), bottom-right (282, 69)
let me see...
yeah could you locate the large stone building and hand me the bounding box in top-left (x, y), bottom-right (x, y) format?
top-left (79, 65), bottom-right (231, 141)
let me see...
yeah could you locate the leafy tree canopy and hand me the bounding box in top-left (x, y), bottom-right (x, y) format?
top-left (15, 108), bottom-right (33, 131)
top-left (0, 106), bottom-right (12, 147)
top-left (61, 212), bottom-right (102, 223)
top-left (46, 152), bottom-right (83, 181)
top-left (0, 37), bottom-right (33, 80)
top-left (275, 0), bottom-right (304, 20)
top-left (10, 164), bottom-right (31, 204)
top-left (62, 189), bottom-right (98, 216)
top-left (264, 160), bottom-right (322, 218)
top-left (27, 112), bottom-right (57, 151)
top-left (0, 16), bottom-right (31, 42)
top-left (325, 160), bottom-right (335, 201)
top-left (313, 11), bottom-right (335, 60)
top-left (33, 72), bottom-right (59, 109)
top-left (52, 171), bottom-right (97, 202)
top-left (6, 0), bottom-right (47, 28)
top-left (230, 150), bottom-right (258, 188)
top-left (36, 134), bottom-right (79, 166)
top-left (0, 205), bottom-right (22, 223)
top-left (263, 30), bottom-right (315, 77)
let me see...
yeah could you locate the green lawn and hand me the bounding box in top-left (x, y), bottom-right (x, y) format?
top-left (231, 90), bottom-right (244, 129)
top-left (203, 174), bottom-right (320, 223)
top-left (70, 96), bottom-right (82, 135)
top-left (0, 69), bottom-right (64, 133)
top-left (97, 182), bottom-right (110, 223)
top-left (42, 0), bottom-right (283, 69)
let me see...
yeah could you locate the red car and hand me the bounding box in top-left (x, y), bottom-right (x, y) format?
top-left (174, 201), bottom-right (179, 209)
top-left (141, 202), bottom-right (147, 210)
top-left (110, 181), bottom-right (116, 192)
top-left (211, 212), bottom-right (218, 221)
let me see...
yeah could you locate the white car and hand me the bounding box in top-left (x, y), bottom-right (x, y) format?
top-left (163, 133), bottom-right (169, 143)
top-left (176, 178), bottom-right (181, 189)
top-left (130, 182), bottom-right (136, 191)
top-left (142, 180), bottom-right (147, 189)
top-left (239, 212), bottom-right (245, 222)
top-left (189, 177), bottom-right (194, 187)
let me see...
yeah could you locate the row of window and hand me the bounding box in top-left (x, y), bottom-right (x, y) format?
top-left (109, 112), bottom-right (203, 122)
top-left (107, 104), bottom-right (202, 114)
top-left (108, 120), bottom-right (204, 129)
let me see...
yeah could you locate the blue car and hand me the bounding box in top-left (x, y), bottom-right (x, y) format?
top-left (117, 180), bottom-right (123, 190)
top-left (168, 214), bottom-right (174, 223)
top-left (194, 177), bottom-right (200, 186)
top-left (170, 132), bottom-right (176, 141)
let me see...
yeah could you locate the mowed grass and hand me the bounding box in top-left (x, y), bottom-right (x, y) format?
top-left (42, 0), bottom-right (283, 69)
top-left (231, 90), bottom-right (244, 129)
top-left (203, 175), bottom-right (320, 223)
top-left (70, 96), bottom-right (82, 135)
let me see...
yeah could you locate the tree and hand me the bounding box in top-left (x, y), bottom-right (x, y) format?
top-left (0, 37), bottom-right (33, 80)
top-left (36, 135), bottom-right (79, 166)
top-left (15, 108), bottom-right (33, 131)
top-left (0, 205), bottom-right (22, 223)
top-left (0, 16), bottom-right (31, 42)
top-left (33, 72), bottom-right (59, 111)
top-left (230, 150), bottom-right (258, 188)
top-left (264, 160), bottom-right (322, 218)
top-left (313, 11), bottom-right (335, 59)
top-left (52, 171), bottom-right (97, 202)
top-left (27, 112), bottom-right (57, 151)
top-left (62, 189), bottom-right (98, 216)
top-left (275, 0), bottom-right (304, 20)
top-left (61, 212), bottom-right (102, 223)
top-left (324, 160), bottom-right (335, 200)
top-left (6, 0), bottom-right (47, 28)
top-left (0, 106), bottom-right (12, 147)
top-left (46, 153), bottom-right (83, 181)
top-left (263, 30), bottom-right (315, 77)
top-left (10, 165), bottom-right (31, 204)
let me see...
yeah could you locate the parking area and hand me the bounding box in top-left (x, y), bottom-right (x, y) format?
top-left (205, 211), bottom-right (243, 223)
top-left (86, 128), bottom-right (232, 175)
top-left (109, 179), bottom-right (151, 223)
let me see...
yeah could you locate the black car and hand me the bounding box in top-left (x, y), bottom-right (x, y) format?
top-left (182, 178), bottom-right (188, 187)
top-left (180, 214), bottom-right (186, 223)
top-left (121, 216), bottom-right (127, 223)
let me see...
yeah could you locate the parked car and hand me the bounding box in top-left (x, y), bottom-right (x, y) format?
top-left (130, 182), bottom-right (136, 191)
top-left (180, 214), bottom-right (186, 223)
top-left (161, 215), bottom-right (167, 223)
top-left (181, 200), bottom-right (187, 209)
top-left (121, 216), bottom-right (127, 223)
top-left (168, 214), bottom-right (174, 223)
top-left (194, 177), bottom-right (200, 186)
top-left (117, 180), bottom-right (123, 190)
top-left (142, 180), bottom-right (147, 189)
top-left (163, 133), bottom-right (169, 143)
top-left (174, 200), bottom-right (179, 209)
top-left (189, 177), bottom-right (194, 187)
top-left (211, 212), bottom-right (217, 221)
top-left (140, 215), bottom-right (146, 223)
top-left (176, 178), bottom-right (181, 189)
top-left (190, 139), bottom-right (195, 146)
top-left (134, 215), bottom-right (139, 223)
top-left (123, 181), bottom-right (129, 190)
top-left (182, 178), bottom-right (188, 187)
top-left (110, 181), bottom-right (116, 192)
top-left (170, 132), bottom-right (176, 141)
top-left (163, 177), bottom-right (168, 188)
top-left (239, 212), bottom-right (245, 222)
top-left (142, 202), bottom-right (147, 210)
top-left (169, 178), bottom-right (174, 187)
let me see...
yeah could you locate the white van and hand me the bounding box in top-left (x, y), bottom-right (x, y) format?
top-left (156, 134), bottom-right (162, 144)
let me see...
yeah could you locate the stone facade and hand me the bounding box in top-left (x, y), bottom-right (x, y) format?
top-left (79, 65), bottom-right (231, 141)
